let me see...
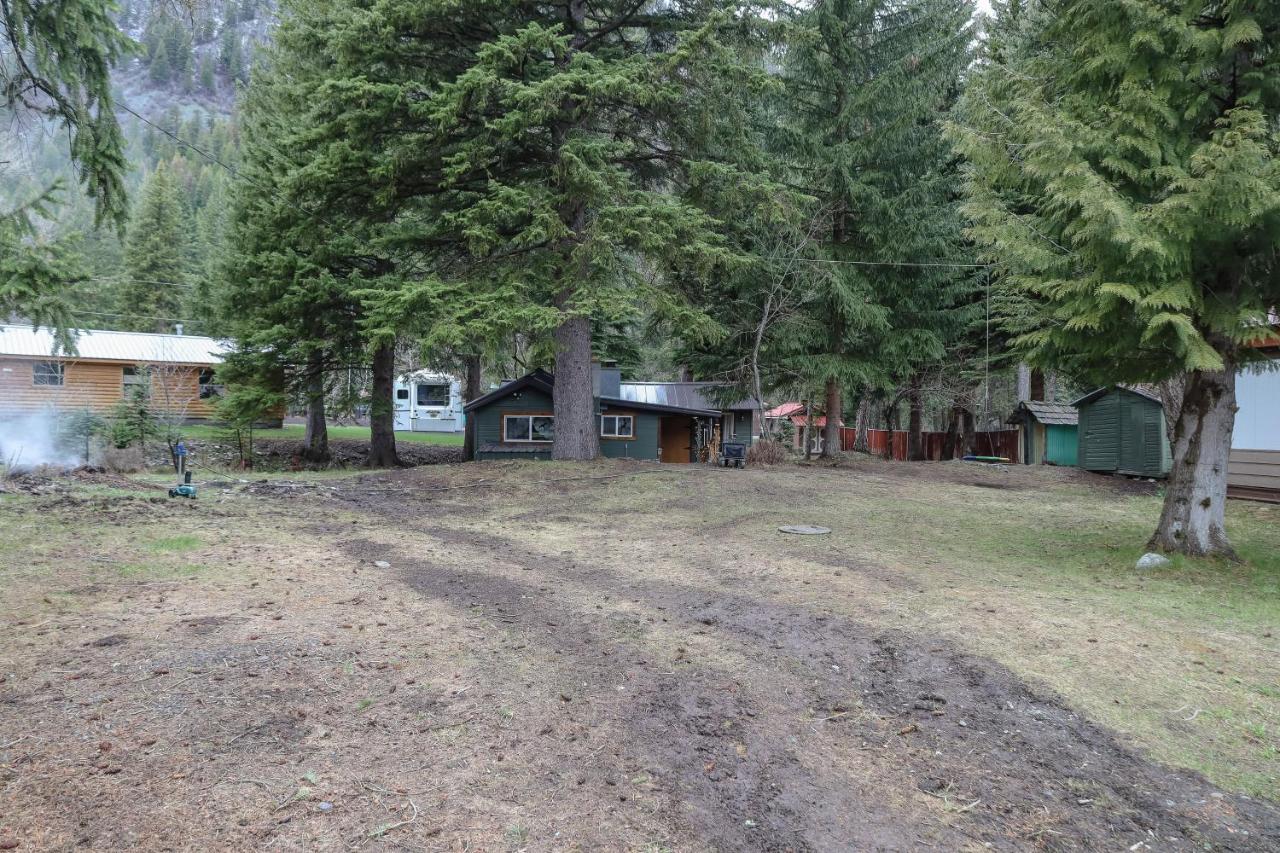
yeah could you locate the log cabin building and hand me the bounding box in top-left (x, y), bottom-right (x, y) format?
top-left (0, 324), bottom-right (231, 422)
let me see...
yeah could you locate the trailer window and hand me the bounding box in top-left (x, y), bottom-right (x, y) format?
top-left (396, 388), bottom-right (409, 400)
top-left (33, 361), bottom-right (64, 387)
top-left (504, 414), bottom-right (554, 442)
top-left (601, 415), bottom-right (634, 438)
top-left (417, 383), bottom-right (449, 407)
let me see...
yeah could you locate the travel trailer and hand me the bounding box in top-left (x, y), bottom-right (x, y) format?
top-left (392, 370), bottom-right (465, 433)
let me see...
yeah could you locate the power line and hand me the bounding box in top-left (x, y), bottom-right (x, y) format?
top-left (70, 309), bottom-right (198, 324)
top-left (87, 276), bottom-right (197, 289)
top-left (795, 258), bottom-right (992, 269)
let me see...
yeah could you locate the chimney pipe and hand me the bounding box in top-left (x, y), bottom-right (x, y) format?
top-left (174, 323), bottom-right (184, 336)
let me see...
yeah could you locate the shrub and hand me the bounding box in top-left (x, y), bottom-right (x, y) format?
top-left (746, 439), bottom-right (787, 466)
top-left (99, 446), bottom-right (145, 473)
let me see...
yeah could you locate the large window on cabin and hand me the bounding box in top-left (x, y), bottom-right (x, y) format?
top-left (122, 366), bottom-right (150, 399)
top-left (504, 414), bottom-right (554, 442)
top-left (600, 414), bottom-right (634, 438)
top-left (416, 383), bottom-right (449, 407)
top-left (32, 361), bottom-right (64, 387)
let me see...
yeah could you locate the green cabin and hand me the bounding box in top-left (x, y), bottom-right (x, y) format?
top-left (1007, 401), bottom-right (1078, 466)
top-left (1074, 387), bottom-right (1171, 478)
top-left (463, 365), bottom-right (758, 463)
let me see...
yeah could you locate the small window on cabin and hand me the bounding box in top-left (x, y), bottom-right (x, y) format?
top-left (198, 368), bottom-right (223, 399)
top-left (396, 388), bottom-right (410, 400)
top-left (122, 366), bottom-right (150, 398)
top-left (601, 415), bottom-right (634, 438)
top-left (416, 383), bottom-right (449, 407)
top-left (504, 414), bottom-right (554, 442)
top-left (32, 361), bottom-right (64, 387)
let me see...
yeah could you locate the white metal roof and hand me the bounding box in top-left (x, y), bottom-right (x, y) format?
top-left (0, 325), bottom-right (229, 365)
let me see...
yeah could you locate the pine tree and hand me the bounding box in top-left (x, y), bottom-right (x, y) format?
top-left (198, 53), bottom-right (217, 94)
top-left (268, 0), bottom-right (765, 461)
top-left (149, 40), bottom-right (173, 86)
top-left (1, 0), bottom-right (131, 334)
top-left (121, 165), bottom-right (189, 332)
top-left (779, 0), bottom-right (975, 456)
top-left (954, 0), bottom-right (1280, 557)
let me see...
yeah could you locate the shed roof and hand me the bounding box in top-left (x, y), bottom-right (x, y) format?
top-left (0, 325), bottom-right (228, 365)
top-left (1072, 385), bottom-right (1163, 408)
top-left (1009, 400), bottom-right (1079, 426)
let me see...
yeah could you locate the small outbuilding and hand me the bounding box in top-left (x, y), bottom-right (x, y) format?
top-left (1006, 401), bottom-right (1078, 466)
top-left (1073, 386), bottom-right (1171, 479)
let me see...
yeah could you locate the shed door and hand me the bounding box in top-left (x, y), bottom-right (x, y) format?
top-left (1118, 398), bottom-right (1146, 475)
top-left (1081, 396), bottom-right (1119, 471)
top-left (1045, 425), bottom-right (1078, 466)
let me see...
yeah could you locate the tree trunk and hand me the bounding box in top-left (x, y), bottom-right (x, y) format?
top-left (301, 358), bottom-right (330, 464)
top-left (881, 399), bottom-right (898, 460)
top-left (802, 396), bottom-right (814, 460)
top-left (551, 306), bottom-right (599, 461)
top-left (941, 406), bottom-right (961, 461)
top-left (365, 341), bottom-right (400, 467)
top-left (1147, 367), bottom-right (1238, 558)
top-left (820, 376), bottom-right (840, 458)
top-left (854, 395), bottom-right (871, 453)
top-left (960, 408), bottom-right (975, 457)
top-left (462, 352), bottom-right (482, 461)
top-left (1030, 368), bottom-right (1046, 402)
top-left (907, 379), bottom-right (925, 461)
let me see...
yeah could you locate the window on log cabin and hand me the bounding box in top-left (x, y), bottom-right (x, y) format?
top-left (123, 366), bottom-right (150, 398)
top-left (198, 368), bottom-right (223, 399)
top-left (32, 361), bottom-right (64, 387)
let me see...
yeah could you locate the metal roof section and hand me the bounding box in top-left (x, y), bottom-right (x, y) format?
top-left (617, 381), bottom-right (758, 412)
top-left (0, 325), bottom-right (229, 365)
top-left (1010, 400), bottom-right (1079, 425)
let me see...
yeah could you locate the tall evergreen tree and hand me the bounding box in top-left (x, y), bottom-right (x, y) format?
top-left (954, 0), bottom-right (1280, 557)
top-left (121, 164), bottom-right (189, 332)
top-left (778, 0), bottom-right (975, 457)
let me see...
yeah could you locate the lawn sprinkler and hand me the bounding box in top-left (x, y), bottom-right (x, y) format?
top-left (168, 441), bottom-right (197, 499)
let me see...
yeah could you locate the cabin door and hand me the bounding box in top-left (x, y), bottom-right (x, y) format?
top-left (659, 416), bottom-right (693, 463)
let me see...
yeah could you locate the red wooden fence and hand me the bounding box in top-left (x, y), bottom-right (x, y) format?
top-left (839, 427), bottom-right (1019, 463)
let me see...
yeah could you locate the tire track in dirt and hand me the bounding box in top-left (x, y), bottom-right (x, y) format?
top-left (348, 519), bottom-right (1279, 851)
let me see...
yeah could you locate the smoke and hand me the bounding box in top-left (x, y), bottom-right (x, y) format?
top-left (0, 411), bottom-right (84, 472)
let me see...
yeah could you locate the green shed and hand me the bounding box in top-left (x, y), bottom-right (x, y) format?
top-left (1073, 387), bottom-right (1171, 478)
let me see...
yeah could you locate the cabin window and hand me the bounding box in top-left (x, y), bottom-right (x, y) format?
top-left (122, 366), bottom-right (150, 398)
top-left (32, 361), bottom-right (64, 387)
top-left (396, 388), bottom-right (410, 400)
top-left (417, 383), bottom-right (449, 407)
top-left (504, 414), bottom-right (554, 442)
top-left (601, 415), bottom-right (634, 438)
top-left (198, 368), bottom-right (223, 399)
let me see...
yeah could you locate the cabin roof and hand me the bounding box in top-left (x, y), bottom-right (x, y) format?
top-left (0, 325), bottom-right (228, 365)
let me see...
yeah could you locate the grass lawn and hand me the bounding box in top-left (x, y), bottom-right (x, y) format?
top-left (0, 458), bottom-right (1275, 849)
top-left (177, 422), bottom-right (464, 445)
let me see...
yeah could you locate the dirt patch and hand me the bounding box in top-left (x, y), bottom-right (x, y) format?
top-left (363, 520), bottom-right (1279, 850)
